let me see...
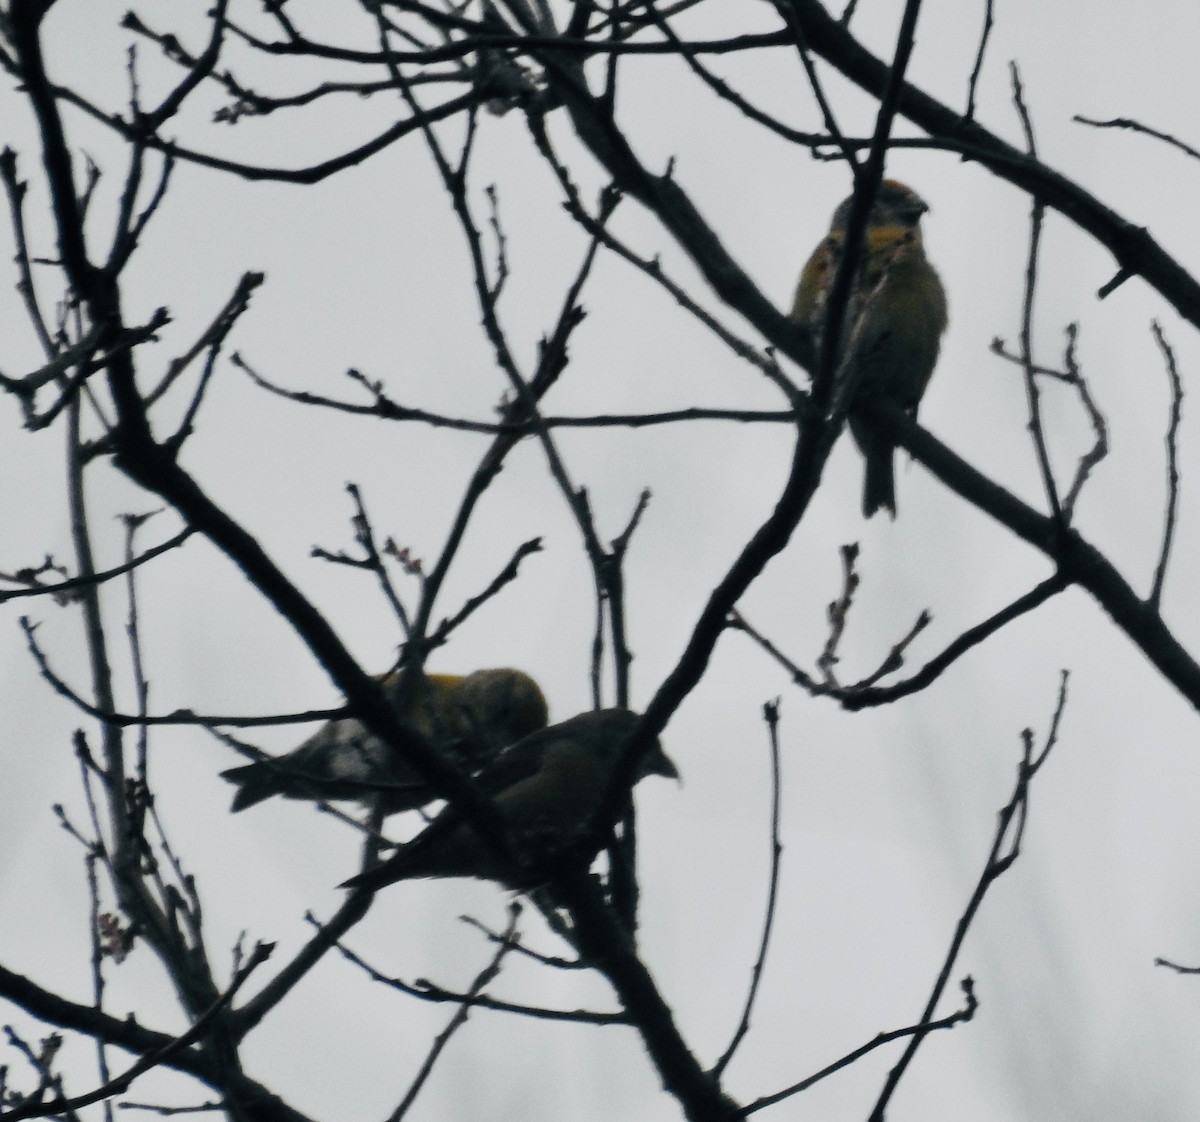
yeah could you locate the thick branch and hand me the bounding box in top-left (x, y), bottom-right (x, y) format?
top-left (875, 399), bottom-right (1200, 709)
top-left (556, 875), bottom-right (739, 1121)
top-left (0, 962), bottom-right (314, 1122)
top-left (784, 0), bottom-right (1200, 328)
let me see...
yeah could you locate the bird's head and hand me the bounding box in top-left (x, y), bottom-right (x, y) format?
top-left (830, 179), bottom-right (930, 236)
top-left (456, 667), bottom-right (550, 751)
top-left (638, 736), bottom-right (679, 782)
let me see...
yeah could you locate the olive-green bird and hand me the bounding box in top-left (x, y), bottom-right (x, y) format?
top-left (340, 708), bottom-right (678, 892)
top-left (791, 179), bottom-right (948, 518)
top-left (220, 668), bottom-right (548, 814)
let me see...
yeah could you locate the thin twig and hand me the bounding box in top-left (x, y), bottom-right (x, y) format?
top-left (121, 511), bottom-right (156, 780)
top-left (0, 146), bottom-right (56, 356)
top-left (964, 0), bottom-right (994, 119)
top-left (321, 482), bottom-right (413, 636)
top-left (19, 622), bottom-right (352, 727)
top-left (868, 672), bottom-right (1069, 1119)
top-left (318, 912), bottom-right (622, 1025)
top-left (387, 906), bottom-right (518, 1121)
top-left (0, 529), bottom-right (192, 604)
top-left (1149, 321), bottom-right (1183, 610)
top-left (732, 572), bottom-right (1068, 710)
top-left (772, 1), bottom-right (857, 172)
top-left (429, 537), bottom-right (543, 646)
top-left (146, 272), bottom-right (263, 407)
top-left (816, 543), bottom-right (859, 685)
top-left (458, 914), bottom-right (586, 970)
top-left (713, 701), bottom-right (784, 1078)
top-left (118, 1102), bottom-right (223, 1115)
top-left (741, 979), bottom-right (976, 1113)
top-left (1009, 62), bottom-right (1062, 524)
top-left (637, 3), bottom-right (824, 150)
top-left (1073, 114), bottom-right (1200, 163)
top-left (238, 349), bottom-right (798, 429)
top-left (523, 127), bottom-right (800, 404)
top-left (0, 944), bottom-right (274, 1121)
top-left (1056, 324), bottom-right (1108, 520)
top-left (1154, 957), bottom-right (1200, 975)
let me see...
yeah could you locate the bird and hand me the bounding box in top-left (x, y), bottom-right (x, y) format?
top-left (791, 179), bottom-right (948, 518)
top-left (340, 708), bottom-right (678, 892)
top-left (220, 667), bottom-right (549, 814)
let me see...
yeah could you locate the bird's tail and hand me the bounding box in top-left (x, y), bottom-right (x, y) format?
top-left (220, 763), bottom-right (276, 811)
top-left (852, 420), bottom-right (897, 519)
top-left (339, 854), bottom-right (426, 893)
top-left (338, 864), bottom-right (392, 893)
top-left (861, 448), bottom-right (896, 518)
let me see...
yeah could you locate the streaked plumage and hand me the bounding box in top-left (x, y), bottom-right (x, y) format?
top-left (221, 668), bottom-right (548, 814)
top-left (792, 180), bottom-right (948, 517)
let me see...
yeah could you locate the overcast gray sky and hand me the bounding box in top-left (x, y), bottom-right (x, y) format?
top-left (3, 2), bottom-right (1200, 1119)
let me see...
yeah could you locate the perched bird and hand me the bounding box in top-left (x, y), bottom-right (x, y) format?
top-left (791, 179), bottom-right (948, 518)
top-left (340, 708), bottom-right (677, 892)
top-left (220, 668), bottom-right (549, 814)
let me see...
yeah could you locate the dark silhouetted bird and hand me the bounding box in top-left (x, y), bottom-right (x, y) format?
top-left (340, 708), bottom-right (677, 892)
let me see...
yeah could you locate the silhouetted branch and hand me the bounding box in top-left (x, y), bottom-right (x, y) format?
top-left (713, 700), bottom-right (784, 1079)
top-left (236, 351), bottom-right (798, 428)
top-left (322, 911), bottom-right (623, 1026)
top-left (388, 906), bottom-right (522, 1120)
top-left (868, 672), bottom-right (1068, 1118)
top-left (782, 0), bottom-right (1200, 326)
top-left (430, 536), bottom-right (544, 646)
top-left (1, 945), bottom-right (273, 1121)
top-left (870, 399), bottom-right (1200, 711)
top-left (1150, 321), bottom-right (1183, 611)
top-left (1074, 114), bottom-right (1200, 163)
top-left (0, 529), bottom-right (191, 604)
top-left (741, 978), bottom-right (976, 1114)
top-left (964, 0), bottom-right (994, 119)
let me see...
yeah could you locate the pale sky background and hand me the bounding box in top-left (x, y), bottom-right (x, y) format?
top-left (4, 2), bottom-right (1200, 1120)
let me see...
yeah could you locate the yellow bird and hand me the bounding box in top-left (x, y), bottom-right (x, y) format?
top-left (791, 180), bottom-right (948, 518)
top-left (220, 668), bottom-right (548, 814)
top-left (340, 708), bottom-right (678, 892)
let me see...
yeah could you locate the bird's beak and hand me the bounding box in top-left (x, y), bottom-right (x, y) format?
top-left (651, 747), bottom-right (680, 783)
